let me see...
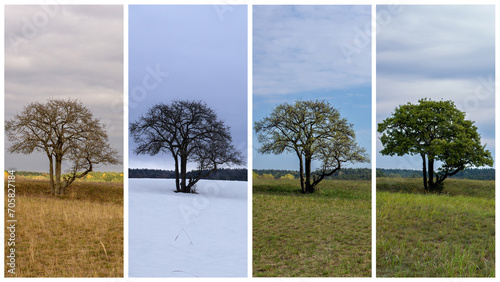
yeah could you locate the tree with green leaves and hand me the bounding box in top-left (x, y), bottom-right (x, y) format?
top-left (255, 99), bottom-right (369, 194)
top-left (378, 98), bottom-right (493, 192)
top-left (5, 98), bottom-right (121, 195)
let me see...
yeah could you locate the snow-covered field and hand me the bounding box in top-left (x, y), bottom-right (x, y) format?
top-left (129, 179), bottom-right (248, 277)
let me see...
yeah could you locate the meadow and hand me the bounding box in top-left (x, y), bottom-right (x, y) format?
top-left (4, 173), bottom-right (123, 277)
top-left (253, 177), bottom-right (371, 277)
top-left (377, 177), bottom-right (495, 277)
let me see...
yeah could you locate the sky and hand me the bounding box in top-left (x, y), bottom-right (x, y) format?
top-left (4, 5), bottom-right (123, 173)
top-left (128, 5), bottom-right (248, 170)
top-left (253, 5), bottom-right (372, 171)
top-left (376, 5), bottom-right (495, 170)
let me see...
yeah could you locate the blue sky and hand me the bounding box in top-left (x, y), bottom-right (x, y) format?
top-left (376, 5), bottom-right (495, 170)
top-left (128, 5), bottom-right (247, 170)
top-left (253, 5), bottom-right (372, 171)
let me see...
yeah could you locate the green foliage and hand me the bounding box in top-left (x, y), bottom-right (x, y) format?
top-left (261, 173), bottom-right (275, 180)
top-left (280, 173), bottom-right (295, 180)
top-left (255, 100), bottom-right (369, 193)
top-left (378, 98), bottom-right (493, 192)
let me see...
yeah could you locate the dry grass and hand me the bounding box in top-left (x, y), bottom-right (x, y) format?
top-left (5, 176), bottom-right (123, 277)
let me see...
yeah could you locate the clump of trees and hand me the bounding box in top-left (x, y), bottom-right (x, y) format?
top-left (378, 98), bottom-right (493, 192)
top-left (5, 98), bottom-right (121, 195)
top-left (130, 100), bottom-right (244, 193)
top-left (255, 99), bottom-right (369, 193)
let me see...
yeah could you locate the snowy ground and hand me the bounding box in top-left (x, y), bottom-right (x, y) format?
top-left (129, 179), bottom-right (248, 277)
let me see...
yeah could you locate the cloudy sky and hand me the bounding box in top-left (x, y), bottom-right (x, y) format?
top-left (253, 5), bottom-right (372, 170)
top-left (128, 5), bottom-right (247, 170)
top-left (376, 5), bottom-right (495, 169)
top-left (4, 5), bottom-right (123, 172)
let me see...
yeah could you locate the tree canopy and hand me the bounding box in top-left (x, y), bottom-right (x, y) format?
top-left (378, 98), bottom-right (493, 192)
top-left (5, 98), bottom-right (120, 195)
top-left (255, 99), bottom-right (369, 193)
top-left (130, 100), bottom-right (244, 193)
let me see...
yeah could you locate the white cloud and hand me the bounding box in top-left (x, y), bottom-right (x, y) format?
top-left (253, 5), bottom-right (371, 96)
top-left (376, 5), bottom-right (495, 168)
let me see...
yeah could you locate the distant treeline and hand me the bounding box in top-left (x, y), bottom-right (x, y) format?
top-left (253, 168), bottom-right (371, 180)
top-left (253, 168), bottom-right (495, 181)
top-left (377, 168), bottom-right (495, 180)
top-left (129, 168), bottom-right (247, 181)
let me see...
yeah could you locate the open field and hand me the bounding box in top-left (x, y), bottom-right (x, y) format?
top-left (12, 171), bottom-right (123, 183)
top-left (377, 177), bottom-right (495, 277)
top-left (129, 179), bottom-right (247, 277)
top-left (253, 177), bottom-right (371, 277)
top-left (4, 176), bottom-right (123, 277)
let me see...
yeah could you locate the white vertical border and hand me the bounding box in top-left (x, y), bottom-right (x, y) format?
top-left (495, 2), bottom-right (499, 278)
top-left (247, 4), bottom-right (253, 278)
top-left (371, 3), bottom-right (377, 279)
top-left (0, 3), bottom-right (5, 279)
top-left (123, 3), bottom-right (129, 279)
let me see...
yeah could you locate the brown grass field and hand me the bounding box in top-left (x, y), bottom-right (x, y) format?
top-left (4, 176), bottom-right (123, 277)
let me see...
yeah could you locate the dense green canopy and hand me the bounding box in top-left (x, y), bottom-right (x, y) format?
top-left (378, 98), bottom-right (493, 192)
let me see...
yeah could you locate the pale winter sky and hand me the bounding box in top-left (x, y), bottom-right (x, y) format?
top-left (253, 5), bottom-right (372, 170)
top-left (376, 5), bottom-right (495, 169)
top-left (4, 5), bottom-right (124, 172)
top-left (128, 5), bottom-right (247, 171)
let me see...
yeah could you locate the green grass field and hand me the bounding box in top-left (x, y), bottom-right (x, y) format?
top-left (253, 177), bottom-right (371, 277)
top-left (4, 175), bottom-right (123, 277)
top-left (377, 177), bottom-right (495, 277)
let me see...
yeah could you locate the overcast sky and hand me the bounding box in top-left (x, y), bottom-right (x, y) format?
top-left (376, 5), bottom-right (495, 170)
top-left (253, 5), bottom-right (372, 171)
top-left (4, 5), bottom-right (123, 173)
top-left (128, 5), bottom-right (247, 170)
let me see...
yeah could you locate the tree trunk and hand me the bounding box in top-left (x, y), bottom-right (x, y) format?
top-left (173, 154), bottom-right (180, 192)
top-left (427, 157), bottom-right (434, 191)
top-left (180, 152), bottom-right (189, 193)
top-left (304, 156), bottom-right (314, 193)
top-left (48, 154), bottom-right (55, 195)
top-left (421, 153), bottom-right (427, 191)
top-left (297, 153), bottom-right (305, 193)
top-left (54, 155), bottom-right (63, 195)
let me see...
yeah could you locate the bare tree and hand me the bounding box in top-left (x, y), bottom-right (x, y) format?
top-left (5, 98), bottom-right (121, 195)
top-left (130, 100), bottom-right (244, 193)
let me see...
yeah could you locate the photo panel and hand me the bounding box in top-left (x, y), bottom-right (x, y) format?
top-left (4, 5), bottom-right (124, 277)
top-left (127, 5), bottom-right (248, 278)
top-left (252, 5), bottom-right (372, 277)
top-left (376, 5), bottom-right (495, 277)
